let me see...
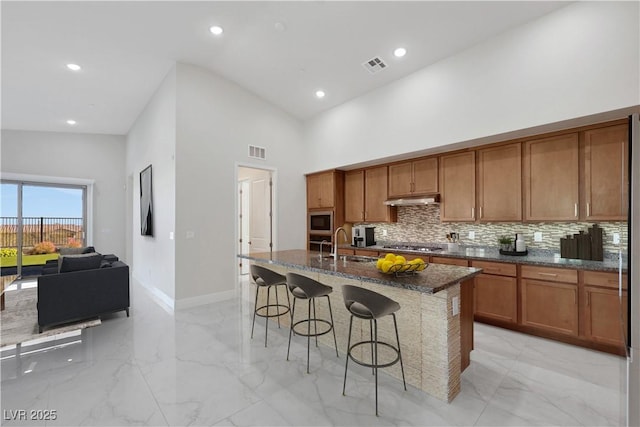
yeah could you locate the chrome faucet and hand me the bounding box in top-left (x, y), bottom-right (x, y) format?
top-left (331, 227), bottom-right (348, 260)
top-left (319, 239), bottom-right (331, 259)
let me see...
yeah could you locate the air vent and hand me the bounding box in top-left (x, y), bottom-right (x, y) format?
top-left (248, 145), bottom-right (266, 160)
top-left (362, 56), bottom-right (387, 74)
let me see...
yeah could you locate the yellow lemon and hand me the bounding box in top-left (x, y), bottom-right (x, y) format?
top-left (416, 261), bottom-right (427, 271)
top-left (394, 255), bottom-right (406, 264)
top-left (381, 260), bottom-right (393, 273)
top-left (384, 253), bottom-right (396, 262)
top-left (413, 257), bottom-right (424, 264)
top-left (376, 258), bottom-right (385, 270)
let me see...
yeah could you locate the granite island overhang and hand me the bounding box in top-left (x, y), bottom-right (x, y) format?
top-left (239, 249), bottom-right (482, 402)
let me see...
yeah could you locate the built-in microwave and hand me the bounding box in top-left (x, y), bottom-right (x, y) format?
top-left (309, 211), bottom-right (333, 235)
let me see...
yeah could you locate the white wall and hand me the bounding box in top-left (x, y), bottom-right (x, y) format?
top-left (304, 1), bottom-right (640, 171)
top-left (174, 63), bottom-right (304, 304)
top-left (126, 67), bottom-right (177, 303)
top-left (0, 130), bottom-right (126, 256)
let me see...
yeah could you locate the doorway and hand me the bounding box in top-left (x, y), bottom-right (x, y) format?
top-left (237, 166), bottom-right (275, 276)
top-left (1, 180), bottom-right (87, 278)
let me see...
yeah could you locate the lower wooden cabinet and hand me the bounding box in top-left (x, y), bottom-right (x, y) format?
top-left (582, 286), bottom-right (628, 346)
top-left (474, 274), bottom-right (518, 324)
top-left (521, 278), bottom-right (578, 336)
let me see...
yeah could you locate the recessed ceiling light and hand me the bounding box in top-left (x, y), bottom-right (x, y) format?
top-left (315, 90), bottom-right (325, 99)
top-left (66, 120), bottom-right (77, 125)
top-left (393, 47), bottom-right (407, 58)
top-left (66, 63), bottom-right (81, 71)
top-left (209, 26), bottom-right (223, 36)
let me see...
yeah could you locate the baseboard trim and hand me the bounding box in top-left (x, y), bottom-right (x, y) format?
top-left (175, 289), bottom-right (237, 310)
top-left (141, 283), bottom-right (175, 314)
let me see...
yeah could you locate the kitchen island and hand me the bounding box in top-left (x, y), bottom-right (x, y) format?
top-left (239, 249), bottom-right (482, 402)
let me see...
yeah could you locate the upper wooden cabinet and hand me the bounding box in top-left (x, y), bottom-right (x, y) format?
top-left (582, 124), bottom-right (629, 220)
top-left (307, 170), bottom-right (336, 209)
top-left (388, 157), bottom-right (438, 198)
top-left (477, 143), bottom-right (522, 222)
top-left (345, 166), bottom-right (396, 223)
top-left (523, 133), bottom-right (580, 221)
top-left (440, 151), bottom-right (476, 222)
top-left (344, 170), bottom-right (365, 222)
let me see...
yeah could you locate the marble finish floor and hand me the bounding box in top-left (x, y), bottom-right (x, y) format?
top-left (0, 277), bottom-right (627, 426)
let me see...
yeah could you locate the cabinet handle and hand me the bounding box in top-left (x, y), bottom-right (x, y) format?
top-left (480, 206), bottom-right (483, 219)
top-left (538, 272), bottom-right (558, 277)
top-left (471, 207), bottom-right (475, 219)
top-left (586, 203), bottom-right (590, 217)
top-left (574, 203), bottom-right (578, 217)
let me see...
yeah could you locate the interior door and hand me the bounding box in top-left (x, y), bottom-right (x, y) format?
top-left (250, 175), bottom-right (271, 254)
top-left (238, 180), bottom-right (250, 275)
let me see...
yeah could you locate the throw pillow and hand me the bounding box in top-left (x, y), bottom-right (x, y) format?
top-left (59, 253), bottom-right (103, 273)
top-left (82, 246), bottom-right (96, 254)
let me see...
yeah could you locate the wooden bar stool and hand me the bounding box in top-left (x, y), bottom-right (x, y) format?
top-left (341, 284), bottom-right (406, 416)
top-left (250, 264), bottom-right (291, 347)
top-left (285, 272), bottom-right (339, 373)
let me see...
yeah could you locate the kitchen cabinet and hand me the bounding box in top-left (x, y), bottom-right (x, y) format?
top-left (523, 133), bottom-right (579, 221)
top-left (521, 266), bottom-right (578, 336)
top-left (388, 157), bottom-right (438, 198)
top-left (582, 123), bottom-right (629, 220)
top-left (345, 166), bottom-right (396, 223)
top-left (471, 261), bottom-right (518, 324)
top-left (477, 143), bottom-right (522, 222)
top-left (440, 151), bottom-right (475, 222)
top-left (581, 271), bottom-right (628, 347)
top-left (307, 170), bottom-right (339, 209)
top-left (430, 257), bottom-right (468, 267)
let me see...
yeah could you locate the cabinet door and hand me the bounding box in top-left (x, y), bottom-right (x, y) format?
top-left (521, 279), bottom-right (578, 336)
top-left (477, 143), bottom-right (522, 221)
top-left (364, 166), bottom-right (392, 222)
top-left (524, 133), bottom-right (579, 221)
top-left (583, 286), bottom-right (628, 346)
top-left (344, 170), bottom-right (364, 222)
top-left (474, 274), bottom-right (518, 324)
top-left (412, 157), bottom-right (439, 195)
top-left (388, 162), bottom-right (413, 198)
top-left (440, 151), bottom-right (476, 222)
top-left (583, 124), bottom-right (629, 220)
top-left (307, 171), bottom-right (335, 209)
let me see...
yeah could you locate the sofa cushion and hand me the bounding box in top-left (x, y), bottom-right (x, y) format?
top-left (59, 253), bottom-right (103, 273)
top-left (59, 246), bottom-right (95, 255)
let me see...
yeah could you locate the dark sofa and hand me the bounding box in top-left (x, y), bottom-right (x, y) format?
top-left (37, 254), bottom-right (130, 332)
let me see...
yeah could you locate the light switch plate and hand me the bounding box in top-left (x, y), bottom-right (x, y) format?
top-left (452, 296), bottom-right (460, 316)
top-left (186, 231), bottom-right (195, 239)
top-left (169, 232), bottom-right (174, 240)
top-left (613, 232), bottom-right (620, 244)
top-left (382, 229), bottom-right (388, 237)
top-left (468, 231), bottom-right (475, 240)
top-left (534, 232), bottom-right (543, 242)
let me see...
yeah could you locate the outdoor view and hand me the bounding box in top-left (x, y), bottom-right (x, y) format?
top-left (1, 183), bottom-right (84, 276)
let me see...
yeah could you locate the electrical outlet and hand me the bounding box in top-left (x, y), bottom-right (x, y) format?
top-left (382, 229), bottom-right (388, 237)
top-left (452, 296), bottom-right (460, 316)
top-left (613, 232), bottom-right (620, 244)
top-left (468, 231), bottom-right (475, 240)
top-left (534, 232), bottom-right (543, 242)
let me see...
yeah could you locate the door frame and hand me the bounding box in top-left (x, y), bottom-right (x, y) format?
top-left (235, 163), bottom-right (277, 280)
top-left (1, 172), bottom-right (93, 277)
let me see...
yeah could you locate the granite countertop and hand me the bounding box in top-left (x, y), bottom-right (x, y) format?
top-left (342, 244), bottom-right (627, 273)
top-left (239, 249), bottom-right (482, 295)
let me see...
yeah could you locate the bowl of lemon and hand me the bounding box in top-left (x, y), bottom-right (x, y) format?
top-left (376, 253), bottom-right (427, 277)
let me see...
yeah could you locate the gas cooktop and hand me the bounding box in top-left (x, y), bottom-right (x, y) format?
top-left (382, 244), bottom-right (444, 253)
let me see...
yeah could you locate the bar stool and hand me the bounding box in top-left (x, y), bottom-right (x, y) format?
top-left (286, 272), bottom-right (339, 373)
top-left (341, 285), bottom-right (406, 416)
top-left (250, 264), bottom-right (291, 347)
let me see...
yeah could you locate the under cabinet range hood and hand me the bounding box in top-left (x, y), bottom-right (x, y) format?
top-left (384, 194), bottom-right (440, 206)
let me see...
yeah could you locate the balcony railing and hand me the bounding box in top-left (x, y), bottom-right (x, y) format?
top-left (1, 216), bottom-right (84, 249)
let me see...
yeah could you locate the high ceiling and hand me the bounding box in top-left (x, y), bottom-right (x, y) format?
top-left (1, 1), bottom-right (570, 135)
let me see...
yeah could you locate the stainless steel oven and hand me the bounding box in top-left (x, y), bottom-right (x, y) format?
top-left (309, 210), bottom-right (333, 235)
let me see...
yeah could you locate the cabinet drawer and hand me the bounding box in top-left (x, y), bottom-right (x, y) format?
top-left (471, 261), bottom-right (516, 277)
top-left (583, 271), bottom-right (628, 290)
top-left (354, 249), bottom-right (379, 257)
top-left (431, 257), bottom-right (468, 267)
top-left (338, 248), bottom-right (355, 256)
top-left (521, 265), bottom-right (577, 283)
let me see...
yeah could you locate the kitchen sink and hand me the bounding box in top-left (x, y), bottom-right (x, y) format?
top-left (322, 255), bottom-right (377, 263)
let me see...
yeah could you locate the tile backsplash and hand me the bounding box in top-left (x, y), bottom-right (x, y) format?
top-left (364, 205), bottom-right (628, 253)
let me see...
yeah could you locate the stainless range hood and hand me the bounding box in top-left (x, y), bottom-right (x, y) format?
top-left (384, 194), bottom-right (440, 206)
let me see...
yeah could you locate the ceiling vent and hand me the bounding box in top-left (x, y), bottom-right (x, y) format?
top-left (362, 56), bottom-right (387, 74)
top-left (248, 145), bottom-right (266, 160)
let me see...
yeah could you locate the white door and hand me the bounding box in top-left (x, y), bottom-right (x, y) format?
top-left (239, 180), bottom-right (250, 275)
top-left (250, 175), bottom-right (271, 254)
